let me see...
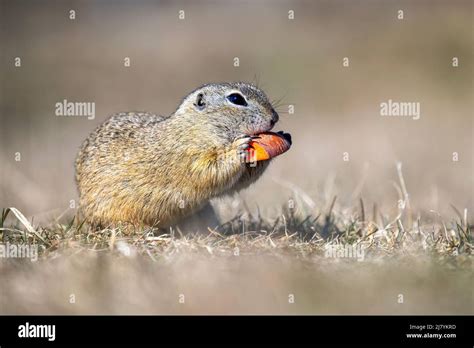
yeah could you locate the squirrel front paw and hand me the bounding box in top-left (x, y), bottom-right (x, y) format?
top-left (233, 135), bottom-right (261, 164)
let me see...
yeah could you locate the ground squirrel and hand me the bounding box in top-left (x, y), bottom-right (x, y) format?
top-left (75, 82), bottom-right (291, 230)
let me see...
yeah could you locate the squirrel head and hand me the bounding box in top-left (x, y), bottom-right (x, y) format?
top-left (172, 82), bottom-right (280, 143)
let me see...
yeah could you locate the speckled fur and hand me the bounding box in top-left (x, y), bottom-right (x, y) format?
top-left (75, 82), bottom-right (281, 228)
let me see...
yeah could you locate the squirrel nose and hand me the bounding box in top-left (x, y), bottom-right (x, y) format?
top-left (270, 109), bottom-right (279, 126)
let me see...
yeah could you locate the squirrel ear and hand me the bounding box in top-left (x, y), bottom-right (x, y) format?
top-left (194, 93), bottom-right (206, 111)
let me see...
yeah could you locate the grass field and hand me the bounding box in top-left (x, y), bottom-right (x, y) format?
top-left (1, 168), bottom-right (472, 314)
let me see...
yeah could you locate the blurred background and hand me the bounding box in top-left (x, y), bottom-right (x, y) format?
top-left (1, 0), bottom-right (472, 223)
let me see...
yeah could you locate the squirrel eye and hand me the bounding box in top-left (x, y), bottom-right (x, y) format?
top-left (227, 93), bottom-right (248, 106)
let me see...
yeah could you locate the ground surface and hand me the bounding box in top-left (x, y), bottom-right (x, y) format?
top-left (1, 200), bottom-right (472, 315)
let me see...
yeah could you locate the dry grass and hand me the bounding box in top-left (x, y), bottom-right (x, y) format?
top-left (1, 198), bottom-right (472, 261)
top-left (1, 199), bottom-right (472, 315)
